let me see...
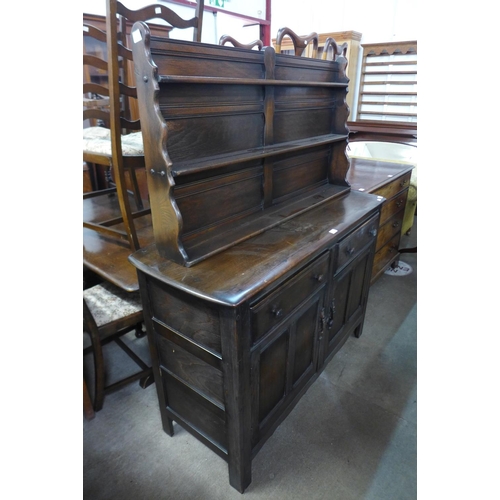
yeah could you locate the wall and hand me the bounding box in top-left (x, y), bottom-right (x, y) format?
top-left (82, 0), bottom-right (264, 44)
top-left (271, 0), bottom-right (417, 44)
top-left (83, 0), bottom-right (417, 45)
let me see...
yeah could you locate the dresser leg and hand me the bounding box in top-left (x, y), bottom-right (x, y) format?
top-left (161, 413), bottom-right (174, 436)
top-left (354, 324), bottom-right (363, 338)
top-left (221, 307), bottom-right (253, 492)
top-left (228, 457), bottom-right (252, 493)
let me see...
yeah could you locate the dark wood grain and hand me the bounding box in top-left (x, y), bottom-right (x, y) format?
top-left (131, 21), bottom-right (351, 266)
top-left (132, 190), bottom-right (382, 492)
top-left (128, 25), bottom-right (385, 493)
top-left (130, 191), bottom-right (381, 306)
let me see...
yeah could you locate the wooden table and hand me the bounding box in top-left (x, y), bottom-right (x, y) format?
top-left (83, 195), bottom-right (154, 291)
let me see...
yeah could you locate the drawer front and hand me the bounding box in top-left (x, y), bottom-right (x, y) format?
top-left (374, 171), bottom-right (412, 201)
top-left (375, 210), bottom-right (404, 252)
top-left (337, 214), bottom-right (379, 271)
top-left (379, 188), bottom-right (408, 225)
top-left (372, 233), bottom-right (400, 279)
top-left (250, 252), bottom-right (329, 343)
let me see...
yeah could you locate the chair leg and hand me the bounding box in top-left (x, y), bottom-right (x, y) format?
top-left (128, 168), bottom-right (144, 211)
top-left (84, 299), bottom-right (106, 412)
top-left (135, 324), bottom-right (146, 338)
top-left (83, 378), bottom-right (95, 420)
top-left (139, 372), bottom-right (155, 389)
top-left (112, 160), bottom-right (140, 251)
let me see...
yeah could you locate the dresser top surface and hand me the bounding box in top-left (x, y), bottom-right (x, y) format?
top-left (129, 190), bottom-right (383, 307)
top-left (346, 158), bottom-right (414, 194)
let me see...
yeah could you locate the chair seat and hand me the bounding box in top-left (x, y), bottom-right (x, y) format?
top-left (83, 128), bottom-right (144, 156)
top-left (83, 97), bottom-right (110, 109)
top-left (83, 281), bottom-right (142, 328)
top-left (83, 279), bottom-right (151, 412)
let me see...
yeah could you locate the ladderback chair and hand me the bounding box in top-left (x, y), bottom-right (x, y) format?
top-left (83, 20), bottom-right (147, 251)
top-left (275, 27), bottom-right (319, 58)
top-left (83, 24), bottom-right (110, 117)
top-left (219, 34), bottom-right (263, 50)
top-left (321, 36), bottom-right (348, 63)
top-left (83, 0), bottom-right (205, 252)
top-left (83, 22), bottom-right (112, 192)
top-left (83, 281), bottom-right (153, 412)
top-left (83, 378), bottom-right (95, 420)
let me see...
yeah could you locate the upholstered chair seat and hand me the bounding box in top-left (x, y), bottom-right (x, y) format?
top-left (83, 128), bottom-right (144, 156)
top-left (83, 281), bottom-right (142, 331)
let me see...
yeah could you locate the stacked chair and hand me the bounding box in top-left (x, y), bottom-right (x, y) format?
top-left (274, 26), bottom-right (319, 58)
top-left (83, 0), bottom-right (204, 252)
top-left (83, 281), bottom-right (152, 412)
top-left (274, 27), bottom-right (347, 63)
top-left (219, 34), bottom-right (263, 50)
top-left (83, 0), bottom-right (204, 415)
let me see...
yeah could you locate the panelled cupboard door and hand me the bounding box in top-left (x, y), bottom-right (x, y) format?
top-left (323, 245), bottom-right (374, 364)
top-left (250, 290), bottom-right (325, 446)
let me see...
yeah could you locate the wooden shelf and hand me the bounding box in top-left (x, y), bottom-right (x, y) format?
top-left (182, 183), bottom-right (350, 266)
top-left (132, 23), bottom-right (352, 267)
top-left (172, 134), bottom-right (349, 177)
top-left (159, 75), bottom-right (349, 88)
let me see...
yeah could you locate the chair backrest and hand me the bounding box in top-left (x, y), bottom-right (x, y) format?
top-left (106, 0), bottom-right (204, 137)
top-left (106, 0), bottom-right (205, 238)
top-left (83, 23), bottom-right (110, 128)
top-left (219, 35), bottom-right (263, 51)
top-left (83, 20), bottom-right (146, 251)
top-left (275, 27), bottom-right (319, 58)
top-left (321, 37), bottom-right (348, 64)
top-left (83, 0), bottom-right (205, 251)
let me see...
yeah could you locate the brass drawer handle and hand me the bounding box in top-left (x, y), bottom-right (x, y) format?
top-left (314, 274), bottom-right (324, 282)
top-left (396, 199), bottom-right (404, 208)
top-left (271, 306), bottom-right (283, 318)
top-left (400, 179), bottom-right (408, 187)
top-left (345, 247), bottom-right (355, 256)
top-left (392, 221), bottom-right (400, 228)
top-left (369, 228), bottom-right (377, 237)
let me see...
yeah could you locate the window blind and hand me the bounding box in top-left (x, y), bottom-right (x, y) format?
top-left (356, 41), bottom-right (417, 123)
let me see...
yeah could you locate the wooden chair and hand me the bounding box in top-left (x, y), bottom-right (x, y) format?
top-left (83, 281), bottom-right (153, 412)
top-left (275, 27), bottom-right (319, 57)
top-left (83, 378), bottom-right (95, 420)
top-left (83, 23), bottom-right (111, 193)
top-left (321, 37), bottom-right (348, 63)
top-left (83, 0), bottom-right (205, 251)
top-left (83, 21), bottom-right (147, 251)
top-left (219, 35), bottom-right (263, 50)
top-left (83, 23), bottom-right (110, 117)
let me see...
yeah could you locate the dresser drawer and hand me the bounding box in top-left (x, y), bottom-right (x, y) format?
top-left (250, 252), bottom-right (329, 343)
top-left (374, 171), bottom-right (412, 201)
top-left (337, 214), bottom-right (379, 272)
top-left (375, 210), bottom-right (404, 252)
top-left (372, 233), bottom-right (400, 279)
top-left (379, 188), bottom-right (408, 225)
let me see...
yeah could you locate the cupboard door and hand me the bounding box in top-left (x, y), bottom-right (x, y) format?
top-left (323, 246), bottom-right (374, 364)
top-left (251, 291), bottom-right (324, 447)
top-left (346, 250), bottom-right (371, 321)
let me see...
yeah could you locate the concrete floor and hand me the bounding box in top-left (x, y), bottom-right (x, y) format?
top-left (83, 220), bottom-right (417, 500)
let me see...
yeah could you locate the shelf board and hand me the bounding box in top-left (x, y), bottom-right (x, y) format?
top-left (172, 134), bottom-right (348, 177)
top-left (182, 183), bottom-right (350, 266)
top-left (158, 75), bottom-right (348, 88)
